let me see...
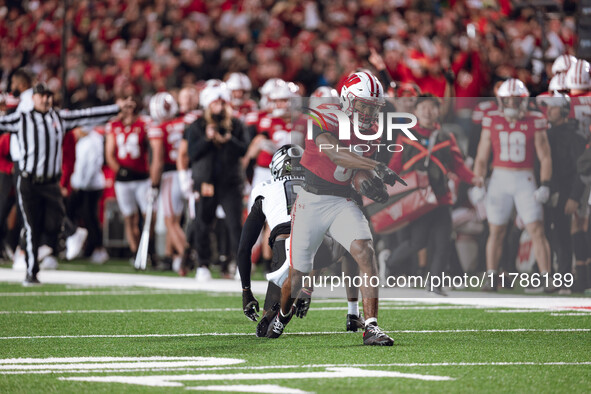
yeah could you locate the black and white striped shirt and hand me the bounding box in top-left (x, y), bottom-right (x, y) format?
top-left (0, 104), bottom-right (119, 182)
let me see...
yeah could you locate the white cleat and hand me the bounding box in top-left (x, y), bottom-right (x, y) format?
top-left (90, 248), bottom-right (109, 264)
top-left (195, 267), bottom-right (212, 283)
top-left (172, 256), bottom-right (182, 273)
top-left (40, 255), bottom-right (58, 270)
top-left (12, 248), bottom-right (26, 271)
top-left (66, 228), bottom-right (88, 260)
top-left (38, 245), bottom-right (53, 261)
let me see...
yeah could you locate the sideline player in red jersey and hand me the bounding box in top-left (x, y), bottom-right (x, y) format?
top-left (244, 80), bottom-right (295, 187)
top-left (148, 91), bottom-right (196, 271)
top-left (105, 96), bottom-right (160, 255)
top-left (225, 72), bottom-right (258, 121)
top-left (267, 71), bottom-right (405, 346)
top-left (473, 79), bottom-right (553, 291)
top-left (242, 80), bottom-right (296, 272)
top-left (564, 59), bottom-right (591, 138)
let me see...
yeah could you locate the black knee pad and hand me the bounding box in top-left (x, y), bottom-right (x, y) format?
top-left (573, 232), bottom-right (587, 261)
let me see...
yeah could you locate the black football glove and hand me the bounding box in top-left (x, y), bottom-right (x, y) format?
top-left (242, 288), bottom-right (259, 322)
top-left (374, 163), bottom-right (407, 186)
top-left (444, 68), bottom-right (455, 85)
top-left (293, 287), bottom-right (313, 319)
top-left (360, 176), bottom-right (389, 204)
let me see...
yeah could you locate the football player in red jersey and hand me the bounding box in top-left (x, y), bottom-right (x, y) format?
top-left (242, 80), bottom-right (296, 272)
top-left (105, 96), bottom-right (160, 256)
top-left (474, 79), bottom-right (553, 291)
top-left (244, 80), bottom-right (295, 187)
top-left (267, 71), bottom-right (405, 346)
top-left (243, 78), bottom-right (285, 139)
top-left (148, 92), bottom-right (195, 271)
top-left (226, 72), bottom-right (258, 121)
top-left (564, 59), bottom-right (591, 138)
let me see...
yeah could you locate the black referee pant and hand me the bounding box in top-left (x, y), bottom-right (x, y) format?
top-left (16, 176), bottom-right (65, 277)
top-left (544, 200), bottom-right (573, 277)
top-left (0, 172), bottom-right (16, 249)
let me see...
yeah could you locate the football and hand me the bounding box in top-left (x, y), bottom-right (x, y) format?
top-left (351, 169), bottom-right (375, 193)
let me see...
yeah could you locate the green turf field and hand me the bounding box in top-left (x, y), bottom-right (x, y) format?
top-left (0, 273), bottom-right (590, 393)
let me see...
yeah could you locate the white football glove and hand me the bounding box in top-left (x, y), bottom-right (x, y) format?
top-left (147, 186), bottom-right (159, 205)
top-left (178, 169), bottom-right (194, 199)
top-left (533, 185), bottom-right (550, 204)
top-left (468, 186), bottom-right (486, 205)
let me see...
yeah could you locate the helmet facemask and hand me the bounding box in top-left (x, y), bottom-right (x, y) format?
top-left (500, 97), bottom-right (527, 120)
top-left (344, 95), bottom-right (384, 130)
top-left (271, 98), bottom-right (290, 118)
top-left (230, 89), bottom-right (247, 107)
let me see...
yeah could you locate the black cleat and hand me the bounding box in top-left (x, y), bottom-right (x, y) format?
top-left (179, 248), bottom-right (196, 276)
top-left (430, 286), bottom-right (448, 296)
top-left (266, 309), bottom-right (293, 339)
top-left (363, 323), bottom-right (394, 346)
top-left (346, 314), bottom-right (365, 332)
top-left (22, 274), bottom-right (41, 287)
top-left (256, 304), bottom-right (279, 338)
top-left (481, 275), bottom-right (497, 292)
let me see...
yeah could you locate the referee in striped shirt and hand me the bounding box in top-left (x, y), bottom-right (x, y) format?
top-left (0, 83), bottom-right (131, 285)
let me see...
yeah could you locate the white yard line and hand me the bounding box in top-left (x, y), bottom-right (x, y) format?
top-left (0, 357), bottom-right (591, 375)
top-left (0, 308), bottom-right (238, 314)
top-left (0, 328), bottom-right (588, 340)
top-left (0, 305), bottom-right (492, 315)
top-left (60, 368), bottom-right (455, 387)
top-left (185, 384), bottom-right (310, 393)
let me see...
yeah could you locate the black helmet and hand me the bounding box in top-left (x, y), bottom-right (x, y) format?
top-left (269, 144), bottom-right (304, 180)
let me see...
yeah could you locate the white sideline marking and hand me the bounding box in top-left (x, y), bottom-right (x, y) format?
top-left (2, 268), bottom-right (591, 314)
top-left (487, 309), bottom-right (591, 314)
top-left (0, 305), bottom-right (488, 315)
top-left (0, 328), bottom-right (588, 340)
top-left (61, 367), bottom-right (454, 387)
top-left (185, 384), bottom-right (309, 393)
top-left (0, 290), bottom-right (198, 297)
top-left (550, 313), bottom-right (591, 316)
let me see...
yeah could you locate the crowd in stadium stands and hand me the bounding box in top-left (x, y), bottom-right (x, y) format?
top-left (0, 0), bottom-right (579, 103)
top-left (0, 0), bottom-right (590, 295)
